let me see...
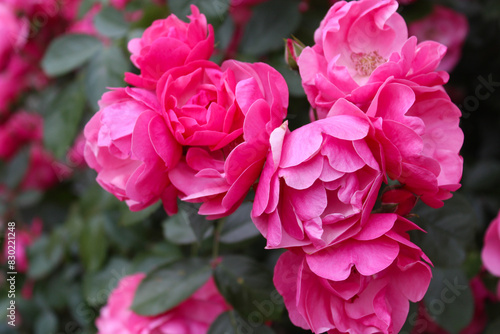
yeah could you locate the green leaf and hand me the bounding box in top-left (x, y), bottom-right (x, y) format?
top-left (163, 209), bottom-right (213, 245)
top-left (34, 310), bottom-right (58, 334)
top-left (411, 194), bottom-right (478, 267)
top-left (208, 310), bottom-right (276, 334)
top-left (41, 34), bottom-right (103, 77)
top-left (220, 202), bottom-right (261, 244)
top-left (180, 202), bottom-right (214, 244)
top-left (131, 257), bottom-right (212, 316)
top-left (27, 233), bottom-right (65, 280)
top-left (131, 242), bottom-right (183, 273)
top-left (168, 0), bottom-right (230, 24)
top-left (84, 45), bottom-right (129, 110)
top-left (43, 80), bottom-right (86, 159)
top-left (214, 255), bottom-right (284, 320)
top-left (120, 201), bottom-right (160, 226)
top-left (1, 147), bottom-right (30, 189)
top-left (83, 258), bottom-right (131, 307)
top-left (240, 0), bottom-right (301, 56)
top-left (423, 268), bottom-right (474, 333)
top-left (485, 318), bottom-right (500, 334)
top-left (80, 215), bottom-right (109, 272)
top-left (94, 6), bottom-right (130, 38)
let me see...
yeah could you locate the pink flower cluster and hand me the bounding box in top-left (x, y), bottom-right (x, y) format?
top-left (84, 5), bottom-right (288, 218)
top-left (250, 0), bottom-right (464, 332)
top-left (96, 273), bottom-right (230, 334)
top-left (84, 1), bottom-right (466, 332)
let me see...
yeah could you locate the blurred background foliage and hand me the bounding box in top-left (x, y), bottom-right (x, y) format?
top-left (0, 0), bottom-right (500, 333)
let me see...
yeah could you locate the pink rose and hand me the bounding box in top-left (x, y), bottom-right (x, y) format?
top-left (2, 218), bottom-right (42, 273)
top-left (274, 214), bottom-right (432, 334)
top-left (164, 60), bottom-right (288, 219)
top-left (83, 87), bottom-right (181, 214)
top-left (21, 144), bottom-right (72, 191)
top-left (409, 5), bottom-right (468, 72)
top-left (0, 111), bottom-right (43, 160)
top-left (342, 78), bottom-right (463, 207)
top-left (482, 211), bottom-right (500, 278)
top-left (125, 5), bottom-right (214, 90)
top-left (0, 3), bottom-right (28, 70)
top-left (96, 273), bottom-right (229, 334)
top-left (298, 0), bottom-right (448, 119)
top-left (251, 113), bottom-right (382, 251)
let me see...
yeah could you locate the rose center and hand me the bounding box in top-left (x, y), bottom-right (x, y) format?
top-left (350, 51), bottom-right (386, 77)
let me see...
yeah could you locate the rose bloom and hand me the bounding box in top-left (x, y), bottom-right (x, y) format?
top-left (274, 214), bottom-right (432, 334)
top-left (96, 273), bottom-right (229, 334)
top-left (2, 218), bottom-right (42, 273)
top-left (252, 112), bottom-right (382, 251)
top-left (482, 210), bottom-right (500, 298)
top-left (84, 87), bottom-right (181, 214)
top-left (164, 60), bottom-right (288, 219)
top-left (298, 0), bottom-right (449, 119)
top-left (339, 78), bottom-right (463, 208)
top-left (125, 5), bottom-right (214, 90)
top-left (0, 111), bottom-right (43, 160)
top-left (409, 5), bottom-right (468, 72)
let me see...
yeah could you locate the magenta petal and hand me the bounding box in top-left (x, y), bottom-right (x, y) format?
top-left (306, 238), bottom-right (400, 281)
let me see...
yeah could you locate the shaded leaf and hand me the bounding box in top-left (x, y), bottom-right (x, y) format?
top-left (214, 255), bottom-right (284, 320)
top-left (94, 6), bottom-right (130, 38)
top-left (423, 268), bottom-right (474, 333)
top-left (83, 258), bottom-right (131, 307)
top-left (208, 310), bottom-right (276, 334)
top-left (1, 148), bottom-right (30, 189)
top-left (34, 310), bottom-right (58, 334)
top-left (84, 45), bottom-right (129, 110)
top-left (412, 194), bottom-right (478, 267)
top-left (42, 34), bottom-right (103, 77)
top-left (27, 232), bottom-right (65, 280)
top-left (169, 0), bottom-right (230, 24)
top-left (131, 257), bottom-right (212, 315)
top-left (220, 202), bottom-right (261, 244)
top-left (240, 0), bottom-right (301, 56)
top-left (80, 215), bottom-right (109, 272)
top-left (43, 80), bottom-right (86, 159)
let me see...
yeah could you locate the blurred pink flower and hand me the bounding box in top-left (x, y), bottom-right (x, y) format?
top-left (0, 111), bottom-right (43, 160)
top-left (409, 5), bottom-right (468, 72)
top-left (21, 144), bottom-right (72, 190)
top-left (125, 5), bottom-right (214, 90)
top-left (252, 115), bottom-right (382, 251)
top-left (0, 56), bottom-right (32, 115)
top-left (67, 132), bottom-right (87, 168)
top-left (84, 87), bottom-right (181, 214)
top-left (274, 214), bottom-right (432, 334)
top-left (166, 60), bottom-right (288, 219)
top-left (96, 273), bottom-right (229, 334)
top-left (2, 218), bottom-right (42, 273)
top-left (0, 3), bottom-right (29, 71)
